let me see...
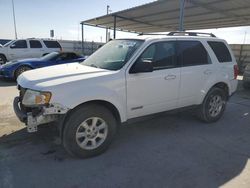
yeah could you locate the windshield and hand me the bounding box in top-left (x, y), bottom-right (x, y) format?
top-left (81, 39), bottom-right (144, 70)
top-left (3, 40), bottom-right (13, 47)
top-left (40, 52), bottom-right (59, 61)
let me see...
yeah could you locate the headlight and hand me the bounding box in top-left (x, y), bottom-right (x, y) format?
top-left (22, 89), bottom-right (52, 106)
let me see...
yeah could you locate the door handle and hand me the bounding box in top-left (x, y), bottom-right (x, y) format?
top-left (164, 74), bottom-right (176, 80)
top-left (204, 69), bottom-right (212, 75)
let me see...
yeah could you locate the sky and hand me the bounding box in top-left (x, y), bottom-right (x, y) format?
top-left (1, 0), bottom-right (250, 44)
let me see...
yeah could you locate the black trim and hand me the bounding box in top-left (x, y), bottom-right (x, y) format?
top-left (13, 97), bottom-right (27, 123)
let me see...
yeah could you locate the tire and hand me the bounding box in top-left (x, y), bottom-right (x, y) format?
top-left (0, 54), bottom-right (7, 64)
top-left (197, 87), bottom-right (227, 123)
top-left (14, 66), bottom-right (32, 80)
top-left (63, 104), bottom-right (117, 158)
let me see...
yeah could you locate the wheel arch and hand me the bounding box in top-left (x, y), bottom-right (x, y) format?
top-left (59, 100), bottom-right (122, 139)
top-left (14, 64), bottom-right (33, 78)
top-left (0, 53), bottom-right (7, 61)
top-left (204, 82), bottom-right (230, 102)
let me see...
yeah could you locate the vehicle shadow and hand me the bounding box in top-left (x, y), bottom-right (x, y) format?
top-left (0, 77), bottom-right (16, 87)
top-left (0, 100), bottom-right (249, 188)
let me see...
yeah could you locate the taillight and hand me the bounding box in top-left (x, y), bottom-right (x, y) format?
top-left (234, 64), bottom-right (239, 79)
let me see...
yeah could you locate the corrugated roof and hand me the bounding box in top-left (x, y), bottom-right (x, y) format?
top-left (81, 0), bottom-right (250, 33)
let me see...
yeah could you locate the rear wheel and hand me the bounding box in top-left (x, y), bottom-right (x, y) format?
top-left (197, 87), bottom-right (227, 123)
top-left (0, 55), bottom-right (7, 64)
top-left (63, 104), bottom-right (117, 158)
top-left (15, 66), bottom-right (32, 80)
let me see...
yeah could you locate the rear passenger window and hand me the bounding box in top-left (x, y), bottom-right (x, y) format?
top-left (208, 41), bottom-right (232, 62)
top-left (43, 41), bottom-right (61, 48)
top-left (177, 41), bottom-right (209, 66)
top-left (29, 40), bottom-right (42, 48)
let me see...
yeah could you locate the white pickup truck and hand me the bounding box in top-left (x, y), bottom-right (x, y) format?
top-left (14, 32), bottom-right (238, 158)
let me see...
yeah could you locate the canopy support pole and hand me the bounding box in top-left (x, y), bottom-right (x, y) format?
top-left (81, 23), bottom-right (84, 55)
top-left (113, 15), bottom-right (117, 39)
top-left (179, 0), bottom-right (185, 31)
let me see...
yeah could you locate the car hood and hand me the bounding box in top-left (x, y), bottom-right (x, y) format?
top-left (17, 63), bottom-right (113, 90)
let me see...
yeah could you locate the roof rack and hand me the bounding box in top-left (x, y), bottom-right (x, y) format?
top-left (138, 31), bottom-right (216, 38)
top-left (167, 31), bottom-right (216, 37)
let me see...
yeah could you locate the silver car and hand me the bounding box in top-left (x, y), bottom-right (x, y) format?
top-left (243, 64), bottom-right (250, 89)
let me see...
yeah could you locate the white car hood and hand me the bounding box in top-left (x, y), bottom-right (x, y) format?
top-left (17, 63), bottom-right (113, 90)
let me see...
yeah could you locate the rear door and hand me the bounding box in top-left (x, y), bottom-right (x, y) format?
top-left (29, 40), bottom-right (44, 58)
top-left (177, 40), bottom-right (215, 107)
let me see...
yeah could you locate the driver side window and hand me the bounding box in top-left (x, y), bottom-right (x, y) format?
top-left (135, 41), bottom-right (177, 71)
top-left (10, 40), bottom-right (27, 49)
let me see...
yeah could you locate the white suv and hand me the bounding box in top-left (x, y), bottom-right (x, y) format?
top-left (0, 38), bottom-right (62, 64)
top-left (14, 32), bottom-right (238, 158)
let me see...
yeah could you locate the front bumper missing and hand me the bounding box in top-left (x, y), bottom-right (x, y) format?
top-left (13, 96), bottom-right (69, 133)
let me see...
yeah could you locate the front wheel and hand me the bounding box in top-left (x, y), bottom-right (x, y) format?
top-left (63, 104), bottom-right (117, 158)
top-left (197, 87), bottom-right (227, 123)
top-left (0, 55), bottom-right (7, 64)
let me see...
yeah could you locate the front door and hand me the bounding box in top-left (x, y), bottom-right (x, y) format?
top-left (126, 40), bottom-right (181, 119)
top-left (8, 40), bottom-right (29, 60)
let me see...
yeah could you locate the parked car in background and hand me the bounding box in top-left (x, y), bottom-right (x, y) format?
top-left (14, 32), bottom-right (238, 158)
top-left (243, 64), bottom-right (250, 89)
top-left (0, 38), bottom-right (62, 64)
top-left (0, 52), bottom-right (85, 80)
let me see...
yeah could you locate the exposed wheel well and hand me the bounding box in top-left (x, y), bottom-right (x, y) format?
top-left (59, 100), bottom-right (121, 138)
top-left (14, 65), bottom-right (33, 78)
top-left (211, 82), bottom-right (229, 100)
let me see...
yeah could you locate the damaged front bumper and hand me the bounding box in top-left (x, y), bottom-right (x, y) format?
top-left (13, 96), bottom-right (69, 133)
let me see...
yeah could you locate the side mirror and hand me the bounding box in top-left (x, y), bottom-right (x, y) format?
top-left (130, 59), bottom-right (153, 73)
top-left (10, 44), bottom-right (16, 49)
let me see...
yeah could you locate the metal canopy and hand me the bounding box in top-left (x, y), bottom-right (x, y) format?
top-left (81, 0), bottom-right (250, 34)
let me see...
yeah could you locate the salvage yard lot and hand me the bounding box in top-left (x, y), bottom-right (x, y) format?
top-left (0, 78), bottom-right (250, 188)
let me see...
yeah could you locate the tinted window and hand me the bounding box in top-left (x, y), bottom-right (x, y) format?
top-left (11, 40), bottom-right (27, 49)
top-left (43, 41), bottom-right (61, 48)
top-left (68, 53), bottom-right (79, 59)
top-left (208, 41), bottom-right (232, 62)
top-left (29, 40), bottom-right (42, 48)
top-left (138, 41), bottom-right (176, 70)
top-left (56, 53), bottom-right (80, 61)
top-left (40, 52), bottom-right (59, 61)
top-left (177, 41), bottom-right (209, 66)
